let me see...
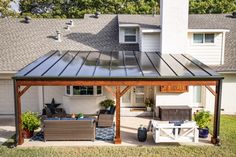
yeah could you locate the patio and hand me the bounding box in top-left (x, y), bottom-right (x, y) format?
top-left (19, 117), bottom-right (212, 147)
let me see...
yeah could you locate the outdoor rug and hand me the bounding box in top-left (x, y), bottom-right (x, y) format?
top-left (30, 131), bottom-right (44, 141)
top-left (95, 126), bottom-right (115, 141)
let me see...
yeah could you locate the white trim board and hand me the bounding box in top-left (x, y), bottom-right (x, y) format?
top-left (188, 29), bottom-right (230, 33)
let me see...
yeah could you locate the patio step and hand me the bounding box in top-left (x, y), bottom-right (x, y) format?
top-left (121, 108), bottom-right (153, 117)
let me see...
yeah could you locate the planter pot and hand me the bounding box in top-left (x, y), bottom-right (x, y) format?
top-left (198, 128), bottom-right (209, 138)
top-left (146, 107), bottom-right (152, 112)
top-left (22, 129), bottom-right (34, 138)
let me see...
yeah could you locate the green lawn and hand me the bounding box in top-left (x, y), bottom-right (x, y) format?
top-left (0, 115), bottom-right (236, 157)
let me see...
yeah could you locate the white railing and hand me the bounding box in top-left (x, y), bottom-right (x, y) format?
top-left (151, 120), bottom-right (199, 143)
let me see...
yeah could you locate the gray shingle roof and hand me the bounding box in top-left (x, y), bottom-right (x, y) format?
top-left (118, 14), bottom-right (160, 29)
top-left (0, 15), bottom-right (138, 71)
top-left (0, 14), bottom-right (235, 72)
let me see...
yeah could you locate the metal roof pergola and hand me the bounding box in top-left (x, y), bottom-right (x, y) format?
top-left (13, 50), bottom-right (223, 146)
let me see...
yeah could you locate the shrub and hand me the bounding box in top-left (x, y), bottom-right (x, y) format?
top-left (194, 109), bottom-right (211, 128)
top-left (22, 111), bottom-right (41, 131)
top-left (99, 99), bottom-right (115, 109)
top-left (145, 98), bottom-right (154, 108)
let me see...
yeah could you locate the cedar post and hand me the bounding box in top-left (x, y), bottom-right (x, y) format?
top-left (114, 86), bottom-right (121, 144)
top-left (14, 82), bottom-right (24, 145)
top-left (211, 79), bottom-right (222, 146)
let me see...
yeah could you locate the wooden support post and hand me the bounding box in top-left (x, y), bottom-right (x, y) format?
top-left (114, 86), bottom-right (121, 144)
top-left (211, 80), bottom-right (222, 146)
top-left (16, 84), bottom-right (24, 145)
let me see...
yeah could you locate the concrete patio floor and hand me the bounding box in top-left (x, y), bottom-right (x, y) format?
top-left (19, 117), bottom-right (212, 147)
top-left (0, 115), bottom-right (15, 145)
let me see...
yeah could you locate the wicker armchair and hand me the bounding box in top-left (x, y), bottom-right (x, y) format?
top-left (97, 106), bottom-right (116, 128)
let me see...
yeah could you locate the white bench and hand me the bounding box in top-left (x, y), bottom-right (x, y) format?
top-left (151, 120), bottom-right (199, 143)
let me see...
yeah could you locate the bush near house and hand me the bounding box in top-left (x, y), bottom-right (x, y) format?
top-left (0, 115), bottom-right (236, 157)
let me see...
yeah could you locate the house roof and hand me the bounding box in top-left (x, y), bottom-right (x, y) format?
top-left (0, 14), bottom-right (235, 73)
top-left (14, 50), bottom-right (222, 80)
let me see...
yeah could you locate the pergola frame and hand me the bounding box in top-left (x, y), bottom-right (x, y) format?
top-left (14, 78), bottom-right (222, 146)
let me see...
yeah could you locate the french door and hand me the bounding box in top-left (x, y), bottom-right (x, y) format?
top-left (121, 86), bottom-right (152, 107)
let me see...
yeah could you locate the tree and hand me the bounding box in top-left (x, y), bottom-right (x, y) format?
top-left (0, 0), bottom-right (15, 17)
top-left (189, 0), bottom-right (236, 14)
top-left (18, 0), bottom-right (236, 19)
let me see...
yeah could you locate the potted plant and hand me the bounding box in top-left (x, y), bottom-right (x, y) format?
top-left (78, 113), bottom-right (84, 118)
top-left (99, 99), bottom-right (115, 110)
top-left (22, 111), bottom-right (41, 138)
top-left (145, 98), bottom-right (154, 112)
top-left (194, 109), bottom-right (211, 138)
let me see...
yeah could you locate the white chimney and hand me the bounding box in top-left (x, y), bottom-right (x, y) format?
top-left (160, 0), bottom-right (189, 54)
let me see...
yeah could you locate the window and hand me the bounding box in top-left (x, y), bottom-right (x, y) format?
top-left (124, 28), bottom-right (137, 42)
top-left (65, 86), bottom-right (103, 96)
top-left (193, 33), bottom-right (214, 44)
top-left (73, 86), bottom-right (93, 95)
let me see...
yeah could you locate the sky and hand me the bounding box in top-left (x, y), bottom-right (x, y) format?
top-left (10, 0), bottom-right (20, 13)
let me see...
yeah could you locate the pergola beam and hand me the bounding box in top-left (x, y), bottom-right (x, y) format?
top-left (120, 86), bottom-right (131, 97)
top-left (16, 80), bottom-right (217, 86)
top-left (205, 86), bottom-right (216, 96)
top-left (18, 86), bottom-right (31, 97)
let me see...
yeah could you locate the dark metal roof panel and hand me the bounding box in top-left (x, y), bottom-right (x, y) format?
top-left (14, 51), bottom-right (223, 80)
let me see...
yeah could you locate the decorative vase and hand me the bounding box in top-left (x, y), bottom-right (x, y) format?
top-left (198, 128), bottom-right (209, 138)
top-left (22, 129), bottom-right (34, 138)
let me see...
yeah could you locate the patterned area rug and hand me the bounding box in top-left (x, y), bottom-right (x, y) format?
top-left (30, 127), bottom-right (115, 141)
top-left (96, 126), bottom-right (115, 141)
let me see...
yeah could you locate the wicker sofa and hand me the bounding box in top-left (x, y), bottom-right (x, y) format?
top-left (44, 118), bottom-right (96, 141)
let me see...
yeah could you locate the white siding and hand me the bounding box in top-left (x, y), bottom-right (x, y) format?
top-left (0, 80), bottom-right (14, 114)
top-left (0, 80), bottom-right (39, 114)
top-left (155, 86), bottom-right (193, 107)
top-left (187, 32), bottom-right (223, 65)
top-left (141, 33), bottom-right (160, 52)
top-left (119, 27), bottom-right (125, 43)
top-left (62, 95), bottom-right (106, 114)
top-left (205, 74), bottom-right (236, 115)
top-left (43, 86), bottom-right (65, 104)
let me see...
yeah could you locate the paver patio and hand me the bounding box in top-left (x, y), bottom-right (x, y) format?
top-left (19, 117), bottom-right (212, 147)
top-left (0, 116), bottom-right (15, 145)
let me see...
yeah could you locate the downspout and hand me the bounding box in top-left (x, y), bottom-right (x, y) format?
top-left (220, 32), bottom-right (226, 65)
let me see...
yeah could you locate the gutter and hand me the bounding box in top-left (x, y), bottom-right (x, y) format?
top-left (0, 71), bottom-right (17, 79)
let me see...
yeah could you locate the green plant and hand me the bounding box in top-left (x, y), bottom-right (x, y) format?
top-left (145, 98), bottom-right (154, 108)
top-left (194, 109), bottom-right (211, 128)
top-left (99, 99), bottom-right (115, 109)
top-left (78, 113), bottom-right (84, 118)
top-left (22, 111), bottom-right (41, 132)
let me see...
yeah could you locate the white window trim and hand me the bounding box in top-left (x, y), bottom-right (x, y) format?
top-left (123, 28), bottom-right (138, 44)
top-left (65, 86), bottom-right (103, 97)
top-left (192, 33), bottom-right (215, 46)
